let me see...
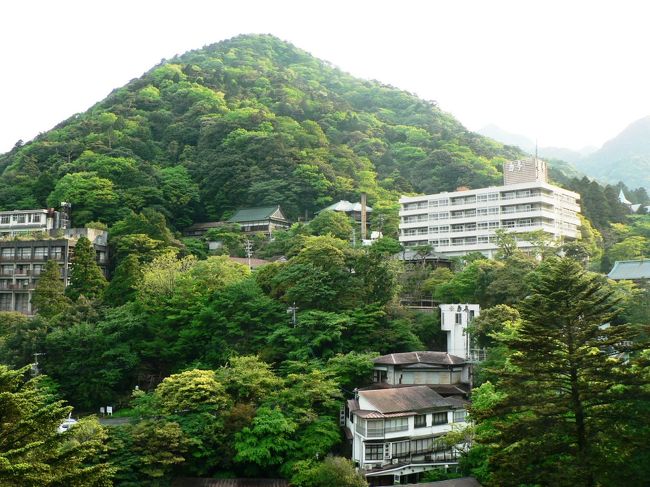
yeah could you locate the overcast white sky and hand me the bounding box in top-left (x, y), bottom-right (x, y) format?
top-left (1, 0), bottom-right (649, 154)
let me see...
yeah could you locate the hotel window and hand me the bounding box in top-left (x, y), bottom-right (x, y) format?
top-left (367, 420), bottom-right (384, 437)
top-left (477, 194), bottom-right (488, 202)
top-left (385, 417), bottom-right (408, 433)
top-left (414, 414), bottom-right (427, 428)
top-left (455, 313), bottom-right (462, 325)
top-left (392, 440), bottom-right (410, 457)
top-left (488, 193), bottom-right (499, 201)
top-left (31, 214), bottom-right (41, 223)
top-left (0, 216), bottom-right (9, 224)
top-left (454, 410), bottom-right (467, 422)
top-left (1, 248), bottom-right (14, 259)
top-left (411, 437), bottom-right (434, 454)
top-left (365, 444), bottom-right (383, 461)
top-left (34, 247), bottom-right (48, 259)
top-left (15, 214), bottom-right (26, 224)
top-left (432, 412), bottom-right (448, 425)
top-left (16, 248), bottom-right (31, 259)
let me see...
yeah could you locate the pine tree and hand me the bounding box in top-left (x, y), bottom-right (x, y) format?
top-left (32, 259), bottom-right (70, 318)
top-left (474, 257), bottom-right (648, 486)
top-left (66, 236), bottom-right (107, 301)
top-left (0, 365), bottom-right (114, 485)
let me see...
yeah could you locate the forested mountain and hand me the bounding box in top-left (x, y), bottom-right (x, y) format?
top-left (0, 34), bottom-right (521, 230)
top-left (576, 115), bottom-right (650, 192)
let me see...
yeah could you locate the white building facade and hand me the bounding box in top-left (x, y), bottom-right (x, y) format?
top-left (398, 159), bottom-right (581, 258)
top-left (345, 386), bottom-right (468, 484)
top-left (439, 304), bottom-right (481, 360)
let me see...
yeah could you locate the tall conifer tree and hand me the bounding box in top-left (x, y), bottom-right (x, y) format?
top-left (66, 236), bottom-right (107, 301)
top-left (32, 259), bottom-right (70, 318)
top-left (474, 257), bottom-right (648, 486)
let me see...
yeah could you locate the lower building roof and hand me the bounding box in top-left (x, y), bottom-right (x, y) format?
top-left (374, 351), bottom-right (466, 366)
top-left (359, 385), bottom-right (459, 414)
top-left (608, 259), bottom-right (650, 280)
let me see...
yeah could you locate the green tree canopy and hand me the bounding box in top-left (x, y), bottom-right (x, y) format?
top-left (66, 236), bottom-right (108, 301)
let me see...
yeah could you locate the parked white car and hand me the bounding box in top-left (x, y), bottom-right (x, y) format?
top-left (57, 415), bottom-right (78, 433)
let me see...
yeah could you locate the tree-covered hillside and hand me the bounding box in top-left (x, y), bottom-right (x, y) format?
top-left (0, 34), bottom-right (521, 229)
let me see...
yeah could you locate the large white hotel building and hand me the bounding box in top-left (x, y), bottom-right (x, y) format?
top-left (399, 158), bottom-right (581, 258)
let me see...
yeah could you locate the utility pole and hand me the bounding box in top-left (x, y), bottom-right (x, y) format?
top-left (31, 352), bottom-right (45, 377)
top-left (287, 302), bottom-right (299, 327)
top-left (244, 239), bottom-right (253, 270)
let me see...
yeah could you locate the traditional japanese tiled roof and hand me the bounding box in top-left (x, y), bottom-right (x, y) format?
top-left (359, 385), bottom-right (457, 414)
top-left (374, 351), bottom-right (466, 366)
top-left (228, 206), bottom-right (287, 223)
top-left (608, 259), bottom-right (650, 280)
top-left (319, 200), bottom-right (373, 213)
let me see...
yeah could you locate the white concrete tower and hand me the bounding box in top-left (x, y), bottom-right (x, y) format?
top-left (440, 304), bottom-right (480, 359)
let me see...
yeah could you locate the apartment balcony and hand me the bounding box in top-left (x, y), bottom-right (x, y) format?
top-left (400, 220), bottom-right (431, 229)
top-left (399, 208), bottom-right (429, 217)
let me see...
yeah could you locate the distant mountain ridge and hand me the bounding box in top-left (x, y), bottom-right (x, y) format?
top-left (575, 116), bottom-right (650, 192)
top-left (479, 120), bottom-right (650, 192)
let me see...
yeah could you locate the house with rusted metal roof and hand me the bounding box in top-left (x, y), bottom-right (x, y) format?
top-left (344, 385), bottom-right (468, 485)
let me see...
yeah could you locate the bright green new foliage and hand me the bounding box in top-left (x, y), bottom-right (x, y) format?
top-left (0, 365), bottom-right (113, 486)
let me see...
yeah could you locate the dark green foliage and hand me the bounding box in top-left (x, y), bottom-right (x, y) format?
top-left (474, 257), bottom-right (649, 486)
top-left (103, 254), bottom-right (143, 305)
top-left (66, 236), bottom-right (107, 301)
top-left (307, 210), bottom-right (353, 240)
top-left (31, 259), bottom-right (71, 318)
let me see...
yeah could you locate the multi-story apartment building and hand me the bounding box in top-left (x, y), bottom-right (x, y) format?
top-left (0, 226), bottom-right (108, 315)
top-left (345, 385), bottom-right (468, 485)
top-left (398, 158), bottom-right (581, 257)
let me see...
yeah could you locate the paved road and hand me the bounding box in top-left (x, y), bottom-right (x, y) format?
top-left (98, 417), bottom-right (131, 426)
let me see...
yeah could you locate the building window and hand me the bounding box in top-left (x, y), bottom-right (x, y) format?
top-left (455, 313), bottom-right (462, 325)
top-left (17, 248), bottom-right (31, 259)
top-left (385, 418), bottom-right (408, 433)
top-left (373, 369), bottom-right (387, 383)
top-left (365, 444), bottom-right (384, 461)
top-left (34, 247), bottom-right (48, 259)
top-left (0, 216), bottom-right (9, 224)
top-left (367, 420), bottom-right (384, 437)
top-left (432, 412), bottom-right (448, 425)
top-left (0, 294), bottom-right (11, 311)
top-left (392, 440), bottom-right (410, 457)
top-left (454, 410), bottom-right (467, 423)
top-left (414, 414), bottom-right (427, 428)
top-left (1, 248), bottom-right (14, 259)
top-left (411, 437), bottom-right (434, 454)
